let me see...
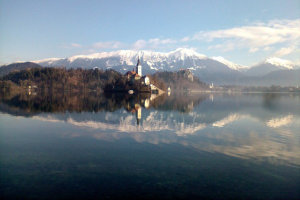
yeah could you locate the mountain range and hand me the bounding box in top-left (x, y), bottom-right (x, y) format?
top-left (1, 48), bottom-right (299, 86)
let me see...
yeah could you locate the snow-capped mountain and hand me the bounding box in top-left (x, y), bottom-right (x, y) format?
top-left (32, 51), bottom-right (297, 76)
top-left (245, 57), bottom-right (296, 76)
top-left (265, 57), bottom-right (294, 69)
top-left (34, 48), bottom-right (237, 72)
top-left (211, 56), bottom-right (249, 71)
top-left (34, 48), bottom-right (245, 84)
top-left (1, 48), bottom-right (299, 86)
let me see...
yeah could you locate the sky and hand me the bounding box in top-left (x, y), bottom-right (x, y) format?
top-left (0, 0), bottom-right (299, 66)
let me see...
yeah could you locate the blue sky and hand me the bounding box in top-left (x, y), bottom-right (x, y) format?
top-left (0, 0), bottom-right (299, 66)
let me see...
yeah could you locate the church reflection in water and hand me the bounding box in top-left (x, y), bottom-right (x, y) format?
top-left (125, 96), bottom-right (143, 126)
top-left (1, 91), bottom-right (300, 166)
top-left (0, 90), bottom-right (206, 126)
top-left (125, 93), bottom-right (162, 125)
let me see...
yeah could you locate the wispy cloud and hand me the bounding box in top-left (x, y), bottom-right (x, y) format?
top-left (92, 41), bottom-right (123, 49)
top-left (129, 19), bottom-right (300, 57)
top-left (60, 19), bottom-right (299, 64)
top-left (132, 38), bottom-right (177, 50)
top-left (274, 46), bottom-right (296, 57)
top-left (181, 37), bottom-right (190, 42)
top-left (249, 48), bottom-right (259, 53)
top-left (62, 42), bottom-right (82, 49)
top-left (132, 40), bottom-right (147, 49)
top-left (191, 19), bottom-right (300, 54)
top-left (70, 43), bottom-right (81, 48)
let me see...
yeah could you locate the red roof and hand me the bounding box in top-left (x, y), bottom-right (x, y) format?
top-left (125, 71), bottom-right (137, 76)
top-left (125, 71), bottom-right (140, 77)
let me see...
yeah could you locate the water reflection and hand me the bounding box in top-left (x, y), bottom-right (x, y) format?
top-left (0, 92), bottom-right (205, 114)
top-left (266, 114), bottom-right (294, 128)
top-left (0, 92), bottom-right (300, 166)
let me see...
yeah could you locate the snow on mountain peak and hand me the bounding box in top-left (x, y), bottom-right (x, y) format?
top-left (265, 57), bottom-right (294, 69)
top-left (168, 48), bottom-right (207, 59)
top-left (212, 56), bottom-right (248, 71)
top-left (65, 48), bottom-right (207, 64)
top-left (68, 50), bottom-right (135, 63)
top-left (34, 57), bottom-right (62, 64)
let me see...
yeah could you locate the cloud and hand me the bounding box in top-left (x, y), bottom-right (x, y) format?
top-left (208, 42), bottom-right (236, 52)
top-left (263, 46), bottom-right (271, 51)
top-left (150, 38), bottom-right (176, 45)
top-left (62, 43), bottom-right (82, 49)
top-left (70, 43), bottom-right (81, 48)
top-left (133, 40), bottom-right (148, 49)
top-left (59, 19), bottom-right (299, 64)
top-left (92, 41), bottom-right (123, 49)
top-left (192, 19), bottom-right (300, 53)
top-left (181, 36), bottom-right (190, 42)
top-left (274, 46), bottom-right (296, 57)
top-left (249, 47), bottom-right (259, 53)
top-left (132, 38), bottom-right (177, 50)
top-left (112, 19), bottom-right (300, 54)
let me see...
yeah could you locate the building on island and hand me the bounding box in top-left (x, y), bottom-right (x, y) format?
top-left (125, 70), bottom-right (141, 81)
top-left (125, 57), bottom-right (155, 91)
top-left (136, 57), bottom-right (142, 76)
top-left (125, 57), bottom-right (143, 80)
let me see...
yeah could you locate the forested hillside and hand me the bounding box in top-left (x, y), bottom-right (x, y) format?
top-left (0, 62), bottom-right (43, 77)
top-left (150, 70), bottom-right (208, 90)
top-left (0, 67), bottom-right (208, 93)
top-left (0, 67), bottom-right (122, 92)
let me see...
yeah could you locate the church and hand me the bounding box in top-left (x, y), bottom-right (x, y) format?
top-left (124, 57), bottom-right (165, 94)
top-left (125, 57), bottom-right (150, 86)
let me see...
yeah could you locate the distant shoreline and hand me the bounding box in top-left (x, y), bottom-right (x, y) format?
top-left (190, 90), bottom-right (300, 94)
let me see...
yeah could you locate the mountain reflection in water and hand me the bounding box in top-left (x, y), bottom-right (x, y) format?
top-left (1, 91), bottom-right (300, 199)
top-left (0, 92), bottom-right (299, 166)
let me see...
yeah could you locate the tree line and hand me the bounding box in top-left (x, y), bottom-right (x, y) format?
top-left (0, 67), bottom-right (208, 94)
top-left (0, 67), bottom-right (127, 93)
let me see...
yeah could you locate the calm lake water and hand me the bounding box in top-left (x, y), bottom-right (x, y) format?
top-left (0, 92), bottom-right (299, 199)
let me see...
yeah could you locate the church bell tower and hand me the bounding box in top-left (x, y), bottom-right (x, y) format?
top-left (136, 57), bottom-right (142, 76)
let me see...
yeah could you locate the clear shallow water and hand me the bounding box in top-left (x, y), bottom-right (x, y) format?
top-left (0, 92), bottom-right (299, 199)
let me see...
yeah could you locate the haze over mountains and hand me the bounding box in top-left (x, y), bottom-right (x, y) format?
top-left (1, 48), bottom-right (299, 86)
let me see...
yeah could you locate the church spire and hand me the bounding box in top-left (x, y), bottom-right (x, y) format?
top-left (136, 56), bottom-right (142, 76)
top-left (136, 56), bottom-right (141, 66)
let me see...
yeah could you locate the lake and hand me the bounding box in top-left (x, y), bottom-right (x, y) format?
top-left (0, 92), bottom-right (299, 199)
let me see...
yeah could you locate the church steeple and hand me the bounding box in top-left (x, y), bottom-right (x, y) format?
top-left (136, 56), bottom-right (142, 76)
top-left (137, 56), bottom-right (141, 66)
